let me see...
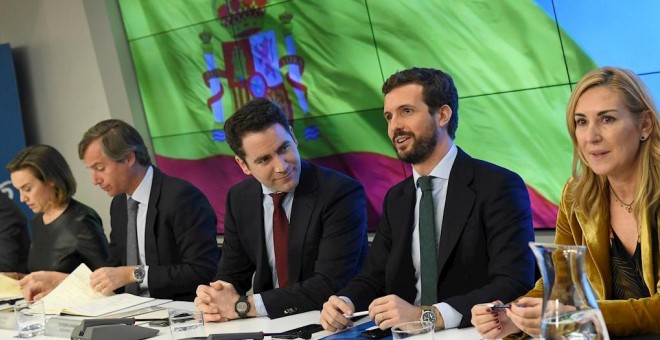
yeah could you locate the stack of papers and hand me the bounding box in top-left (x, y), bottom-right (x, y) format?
top-left (0, 275), bottom-right (22, 310)
top-left (0, 274), bottom-right (21, 300)
top-left (41, 264), bottom-right (154, 316)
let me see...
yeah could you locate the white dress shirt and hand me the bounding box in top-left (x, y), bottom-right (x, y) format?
top-left (252, 185), bottom-right (294, 316)
top-left (411, 144), bottom-right (461, 328)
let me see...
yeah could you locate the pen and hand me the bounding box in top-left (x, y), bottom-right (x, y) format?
top-left (491, 304), bottom-right (511, 311)
top-left (0, 297), bottom-right (23, 305)
top-left (343, 310), bottom-right (369, 318)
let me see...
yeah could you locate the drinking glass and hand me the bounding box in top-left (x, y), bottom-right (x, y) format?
top-left (168, 308), bottom-right (205, 339)
top-left (14, 300), bottom-right (45, 338)
top-left (392, 321), bottom-right (434, 340)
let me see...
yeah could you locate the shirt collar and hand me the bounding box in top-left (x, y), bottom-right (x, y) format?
top-left (261, 183), bottom-right (295, 197)
top-left (412, 144), bottom-right (458, 187)
top-left (128, 165), bottom-right (153, 205)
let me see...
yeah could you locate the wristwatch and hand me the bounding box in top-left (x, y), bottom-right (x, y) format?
top-left (133, 265), bottom-right (145, 283)
top-left (235, 295), bottom-right (250, 319)
top-left (420, 306), bottom-right (437, 326)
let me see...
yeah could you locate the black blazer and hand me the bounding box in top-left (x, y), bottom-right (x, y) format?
top-left (0, 193), bottom-right (29, 273)
top-left (28, 199), bottom-right (109, 273)
top-left (108, 167), bottom-right (219, 301)
top-left (216, 160), bottom-right (369, 318)
top-left (339, 148), bottom-right (536, 327)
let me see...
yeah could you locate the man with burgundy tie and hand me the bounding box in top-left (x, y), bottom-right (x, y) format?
top-left (320, 67), bottom-right (536, 331)
top-left (78, 119), bottom-right (219, 301)
top-left (195, 98), bottom-right (369, 321)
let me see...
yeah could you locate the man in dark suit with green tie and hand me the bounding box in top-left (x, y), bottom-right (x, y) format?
top-left (320, 67), bottom-right (536, 331)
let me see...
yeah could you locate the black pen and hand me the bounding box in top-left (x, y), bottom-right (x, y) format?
top-left (491, 303), bottom-right (526, 311)
top-left (1, 297), bottom-right (23, 305)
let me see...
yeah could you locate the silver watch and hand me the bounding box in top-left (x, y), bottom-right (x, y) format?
top-left (421, 306), bottom-right (437, 325)
top-left (133, 265), bottom-right (145, 283)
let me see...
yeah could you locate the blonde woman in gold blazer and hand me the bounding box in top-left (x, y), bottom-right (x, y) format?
top-left (471, 66), bottom-right (660, 338)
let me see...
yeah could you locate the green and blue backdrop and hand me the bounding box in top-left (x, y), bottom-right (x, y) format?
top-left (118, 0), bottom-right (660, 233)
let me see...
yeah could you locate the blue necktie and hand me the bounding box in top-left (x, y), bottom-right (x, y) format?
top-left (125, 197), bottom-right (139, 295)
top-left (418, 176), bottom-right (437, 305)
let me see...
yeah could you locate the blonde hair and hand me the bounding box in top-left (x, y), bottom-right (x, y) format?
top-left (566, 66), bottom-right (660, 223)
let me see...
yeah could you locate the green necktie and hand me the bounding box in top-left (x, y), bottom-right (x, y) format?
top-left (418, 176), bottom-right (437, 305)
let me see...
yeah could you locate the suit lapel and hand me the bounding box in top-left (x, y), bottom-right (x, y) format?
top-left (144, 168), bottom-right (161, 265)
top-left (112, 196), bottom-right (129, 264)
top-left (389, 178), bottom-right (417, 301)
top-left (288, 161), bottom-right (317, 283)
top-left (437, 149), bottom-right (475, 276)
top-left (576, 211), bottom-right (611, 298)
top-left (246, 179), bottom-right (272, 291)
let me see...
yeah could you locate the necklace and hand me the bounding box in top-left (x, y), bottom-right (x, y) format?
top-left (610, 187), bottom-right (633, 213)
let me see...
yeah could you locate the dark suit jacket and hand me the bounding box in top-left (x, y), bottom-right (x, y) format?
top-left (28, 199), bottom-right (109, 273)
top-left (216, 160), bottom-right (369, 318)
top-left (339, 148), bottom-right (535, 328)
top-left (0, 193), bottom-right (29, 273)
top-left (108, 167), bottom-right (219, 301)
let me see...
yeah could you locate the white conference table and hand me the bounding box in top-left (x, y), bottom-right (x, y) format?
top-left (0, 300), bottom-right (482, 339)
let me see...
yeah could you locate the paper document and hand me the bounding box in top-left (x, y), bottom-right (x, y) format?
top-left (0, 274), bottom-right (21, 299)
top-left (41, 263), bottom-right (153, 316)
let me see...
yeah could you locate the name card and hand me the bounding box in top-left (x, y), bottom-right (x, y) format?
top-left (0, 310), bottom-right (15, 330)
top-left (45, 316), bottom-right (82, 338)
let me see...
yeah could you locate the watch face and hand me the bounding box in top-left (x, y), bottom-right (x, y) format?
top-left (236, 301), bottom-right (249, 314)
top-left (422, 310), bottom-right (436, 323)
top-left (133, 266), bottom-right (145, 282)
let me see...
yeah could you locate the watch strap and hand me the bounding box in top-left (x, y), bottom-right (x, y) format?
top-left (235, 295), bottom-right (250, 319)
top-left (420, 305), bottom-right (437, 325)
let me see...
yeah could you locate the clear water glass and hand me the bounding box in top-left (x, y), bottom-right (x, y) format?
top-left (168, 308), bottom-right (205, 339)
top-left (14, 300), bottom-right (45, 338)
top-left (392, 321), bottom-right (434, 340)
top-left (530, 242), bottom-right (609, 339)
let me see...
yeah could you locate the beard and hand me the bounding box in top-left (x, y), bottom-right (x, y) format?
top-left (393, 129), bottom-right (438, 164)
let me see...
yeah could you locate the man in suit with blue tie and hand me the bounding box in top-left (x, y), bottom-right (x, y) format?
top-left (195, 98), bottom-right (369, 321)
top-left (320, 67), bottom-right (536, 331)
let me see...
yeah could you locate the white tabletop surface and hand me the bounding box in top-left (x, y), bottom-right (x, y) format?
top-left (0, 300), bottom-right (482, 339)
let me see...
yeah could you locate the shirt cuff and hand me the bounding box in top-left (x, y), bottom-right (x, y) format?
top-left (139, 265), bottom-right (149, 291)
top-left (253, 294), bottom-right (268, 317)
top-left (434, 302), bottom-right (462, 329)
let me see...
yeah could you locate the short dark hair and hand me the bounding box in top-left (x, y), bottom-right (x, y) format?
top-left (78, 119), bottom-right (151, 166)
top-left (7, 144), bottom-right (76, 205)
top-left (224, 98), bottom-right (291, 161)
top-left (382, 67), bottom-right (459, 139)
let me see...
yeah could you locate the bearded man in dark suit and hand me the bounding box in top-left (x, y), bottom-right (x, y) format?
top-left (321, 67), bottom-right (536, 332)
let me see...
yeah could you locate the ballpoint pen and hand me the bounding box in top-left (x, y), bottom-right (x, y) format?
top-left (343, 310), bottom-right (369, 318)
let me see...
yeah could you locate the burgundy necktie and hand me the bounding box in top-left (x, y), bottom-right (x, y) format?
top-left (269, 192), bottom-right (289, 288)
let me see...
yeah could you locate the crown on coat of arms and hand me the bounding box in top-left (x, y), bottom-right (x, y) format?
top-left (218, 0), bottom-right (267, 37)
